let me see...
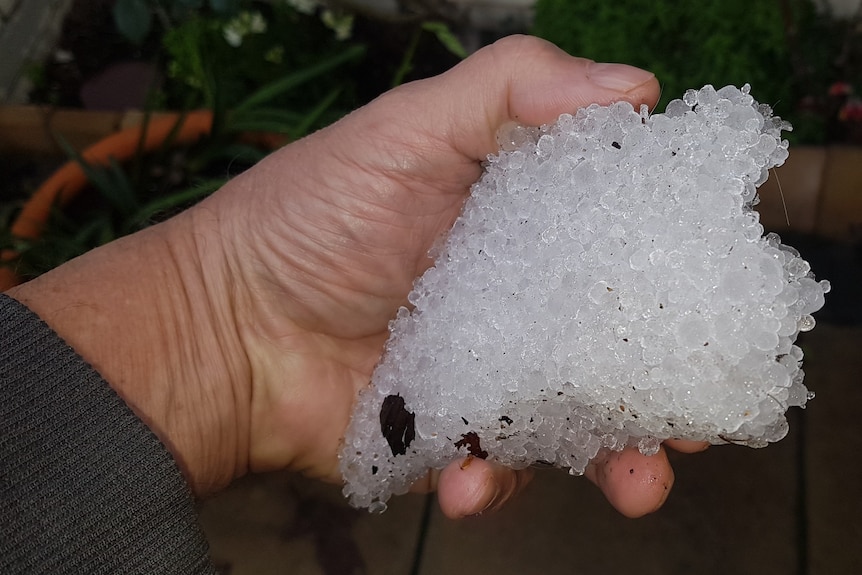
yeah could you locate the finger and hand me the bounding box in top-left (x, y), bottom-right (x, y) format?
top-left (432, 457), bottom-right (534, 519)
top-left (429, 35), bottom-right (661, 160)
top-left (409, 468), bottom-right (441, 494)
top-left (584, 445), bottom-right (674, 518)
top-left (664, 439), bottom-right (710, 453)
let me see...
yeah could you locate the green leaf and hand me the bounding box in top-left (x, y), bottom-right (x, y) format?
top-left (290, 87), bottom-right (342, 138)
top-left (188, 141), bottom-right (267, 172)
top-left (133, 179), bottom-right (225, 226)
top-left (224, 119), bottom-right (292, 134)
top-left (227, 108), bottom-right (306, 135)
top-left (391, 28), bottom-right (420, 88)
top-left (55, 136), bottom-right (139, 219)
top-left (421, 22), bottom-right (468, 59)
top-left (90, 158), bottom-right (140, 218)
top-left (75, 215), bottom-right (115, 247)
top-left (113, 0), bottom-right (153, 45)
top-left (235, 44), bottom-right (365, 113)
top-left (207, 143), bottom-right (270, 163)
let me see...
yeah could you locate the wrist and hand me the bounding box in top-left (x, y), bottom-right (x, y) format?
top-left (6, 208), bottom-right (251, 496)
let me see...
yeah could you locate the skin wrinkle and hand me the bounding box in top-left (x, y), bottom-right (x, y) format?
top-left (243, 196), bottom-right (364, 327)
top-left (304, 91), bottom-right (481, 291)
top-left (334, 194), bottom-right (449, 279)
top-left (381, 184), bottom-right (477, 281)
top-left (333, 159), bottom-right (461, 235)
top-left (187, 206), bottom-right (258, 485)
top-left (247, 329), bottom-right (379, 479)
top-left (161, 218), bottom-right (247, 490)
top-left (328, 143), bottom-right (461, 248)
top-left (192, 220), bottom-right (254, 483)
top-left (256, 151), bottom-right (405, 292)
top-left (359, 87), bottom-right (440, 171)
top-left (17, 219), bottom-right (245, 496)
top-left (349, 84), bottom-right (481, 200)
top-left (139, 242), bottom-right (196, 475)
top-left (500, 40), bottom-right (532, 127)
top-left (255, 195), bottom-right (406, 333)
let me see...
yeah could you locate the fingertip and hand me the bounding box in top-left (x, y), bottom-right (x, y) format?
top-left (590, 446), bottom-right (675, 518)
top-left (437, 35), bottom-right (661, 159)
top-left (437, 458), bottom-right (497, 519)
top-left (436, 458), bottom-right (533, 519)
top-left (487, 36), bottom-right (661, 126)
top-left (586, 61), bottom-right (659, 102)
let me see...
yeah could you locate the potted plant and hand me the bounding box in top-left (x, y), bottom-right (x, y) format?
top-left (0, 0), bottom-right (472, 289)
top-left (1, 0), bottom-right (365, 287)
top-left (0, 39), bottom-right (367, 289)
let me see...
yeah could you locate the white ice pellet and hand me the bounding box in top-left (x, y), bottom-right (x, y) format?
top-left (339, 85), bottom-right (827, 511)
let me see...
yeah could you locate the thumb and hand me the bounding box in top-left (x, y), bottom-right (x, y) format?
top-left (430, 35), bottom-right (660, 160)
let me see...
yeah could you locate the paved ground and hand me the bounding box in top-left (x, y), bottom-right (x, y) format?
top-left (199, 320), bottom-right (862, 575)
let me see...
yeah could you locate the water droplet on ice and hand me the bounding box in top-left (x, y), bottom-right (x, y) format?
top-left (798, 314), bottom-right (816, 332)
top-left (496, 122), bottom-right (540, 152)
top-left (368, 501), bottom-right (388, 514)
top-left (683, 90), bottom-right (698, 107)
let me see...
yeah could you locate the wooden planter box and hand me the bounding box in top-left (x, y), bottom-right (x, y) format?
top-left (0, 105), bottom-right (176, 156)
top-left (757, 146), bottom-right (862, 244)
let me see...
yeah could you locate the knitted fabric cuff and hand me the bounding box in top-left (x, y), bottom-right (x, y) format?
top-left (0, 294), bottom-right (217, 574)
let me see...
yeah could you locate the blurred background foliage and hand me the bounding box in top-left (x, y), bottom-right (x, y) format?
top-left (4, 0), bottom-right (861, 283)
top-left (3, 0), bottom-right (467, 282)
top-left (531, 0), bottom-right (862, 145)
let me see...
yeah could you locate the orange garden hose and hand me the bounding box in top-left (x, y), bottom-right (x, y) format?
top-left (0, 110), bottom-right (215, 290)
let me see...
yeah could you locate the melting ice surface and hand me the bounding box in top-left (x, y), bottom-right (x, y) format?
top-left (339, 85), bottom-right (829, 511)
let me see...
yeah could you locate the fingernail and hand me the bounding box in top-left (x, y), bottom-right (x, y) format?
top-left (588, 62), bottom-right (655, 92)
top-left (468, 475), bottom-right (499, 517)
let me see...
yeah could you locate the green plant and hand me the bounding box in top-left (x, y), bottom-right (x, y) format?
top-left (531, 0), bottom-right (861, 144)
top-left (113, 0), bottom-right (243, 45)
top-left (391, 21), bottom-right (467, 87)
top-left (1, 46), bottom-right (364, 283)
top-left (532, 0), bottom-right (793, 112)
top-left (7, 0), bottom-right (465, 283)
top-left (162, 3), bottom-right (362, 111)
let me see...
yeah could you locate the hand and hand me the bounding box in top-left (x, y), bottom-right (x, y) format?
top-left (212, 34), bottom-right (703, 517)
top-left (8, 35), bottom-right (703, 518)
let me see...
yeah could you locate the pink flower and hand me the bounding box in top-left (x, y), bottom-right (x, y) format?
top-left (829, 81), bottom-right (854, 97)
top-left (839, 98), bottom-right (862, 122)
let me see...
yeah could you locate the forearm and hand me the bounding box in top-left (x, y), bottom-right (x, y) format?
top-left (6, 207), bottom-right (250, 495)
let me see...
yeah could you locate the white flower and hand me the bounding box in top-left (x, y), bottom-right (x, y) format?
top-left (222, 11), bottom-right (268, 47)
top-left (248, 12), bottom-right (267, 34)
top-left (223, 27), bottom-right (243, 47)
top-left (321, 9), bottom-right (354, 41)
top-left (284, 0), bottom-right (318, 15)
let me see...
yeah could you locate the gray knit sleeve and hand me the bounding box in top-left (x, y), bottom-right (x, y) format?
top-left (0, 294), bottom-right (217, 574)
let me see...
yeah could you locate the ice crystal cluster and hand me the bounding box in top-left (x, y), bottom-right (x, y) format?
top-left (339, 85), bottom-right (829, 511)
